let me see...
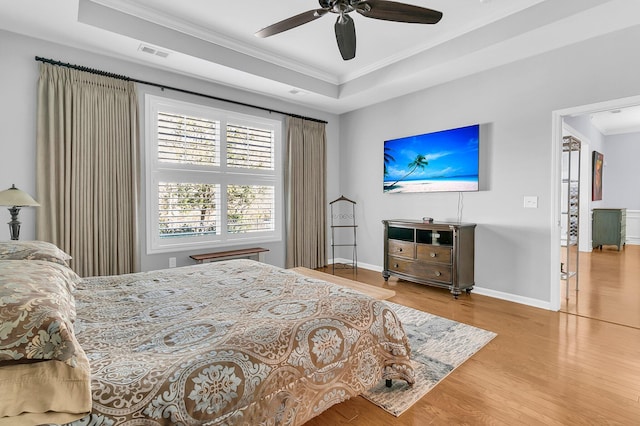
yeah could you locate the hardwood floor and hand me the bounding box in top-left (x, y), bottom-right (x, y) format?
top-left (305, 263), bottom-right (640, 425)
top-left (561, 244), bottom-right (640, 329)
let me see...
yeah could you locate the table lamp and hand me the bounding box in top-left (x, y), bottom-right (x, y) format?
top-left (0, 184), bottom-right (40, 240)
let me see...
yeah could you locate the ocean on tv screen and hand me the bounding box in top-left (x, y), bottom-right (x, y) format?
top-left (383, 124), bottom-right (479, 194)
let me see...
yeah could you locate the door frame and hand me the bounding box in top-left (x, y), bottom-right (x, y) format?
top-left (550, 94), bottom-right (640, 311)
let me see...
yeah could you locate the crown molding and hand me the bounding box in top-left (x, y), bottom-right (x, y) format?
top-left (89, 0), bottom-right (340, 85)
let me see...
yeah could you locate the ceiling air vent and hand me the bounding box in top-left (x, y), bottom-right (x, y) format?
top-left (138, 44), bottom-right (169, 58)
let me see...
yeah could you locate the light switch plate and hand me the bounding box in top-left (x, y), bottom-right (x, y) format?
top-left (523, 196), bottom-right (538, 208)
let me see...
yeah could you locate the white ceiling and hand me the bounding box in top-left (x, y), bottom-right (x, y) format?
top-left (590, 106), bottom-right (640, 136)
top-left (2, 0), bottom-right (640, 119)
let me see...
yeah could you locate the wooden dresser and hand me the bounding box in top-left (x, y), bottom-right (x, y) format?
top-left (592, 208), bottom-right (626, 251)
top-left (382, 219), bottom-right (476, 298)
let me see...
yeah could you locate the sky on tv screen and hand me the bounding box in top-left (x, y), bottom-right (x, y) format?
top-left (383, 124), bottom-right (479, 193)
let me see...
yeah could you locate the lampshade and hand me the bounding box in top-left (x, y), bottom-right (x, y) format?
top-left (0, 184), bottom-right (40, 207)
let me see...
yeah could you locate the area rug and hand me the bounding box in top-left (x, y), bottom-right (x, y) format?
top-left (362, 302), bottom-right (497, 416)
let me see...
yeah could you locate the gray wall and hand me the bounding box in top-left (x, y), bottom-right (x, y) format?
top-left (3, 23), bottom-right (640, 306)
top-left (563, 114), bottom-right (639, 211)
top-left (338, 25), bottom-right (640, 305)
top-left (602, 132), bottom-right (640, 210)
top-left (564, 114), bottom-right (605, 156)
top-left (0, 29), bottom-right (340, 271)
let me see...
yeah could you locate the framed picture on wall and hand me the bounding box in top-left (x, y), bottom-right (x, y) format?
top-left (592, 151), bottom-right (603, 201)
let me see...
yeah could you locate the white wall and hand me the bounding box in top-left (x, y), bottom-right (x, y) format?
top-left (338, 25), bottom-right (640, 306)
top-left (0, 29), bottom-right (340, 271)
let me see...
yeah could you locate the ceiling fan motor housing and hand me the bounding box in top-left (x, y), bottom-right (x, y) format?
top-left (320, 0), bottom-right (369, 14)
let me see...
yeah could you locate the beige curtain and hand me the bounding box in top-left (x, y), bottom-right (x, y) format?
top-left (285, 117), bottom-right (327, 269)
top-left (36, 63), bottom-right (139, 277)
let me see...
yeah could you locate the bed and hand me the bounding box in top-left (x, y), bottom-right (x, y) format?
top-left (0, 241), bottom-right (414, 425)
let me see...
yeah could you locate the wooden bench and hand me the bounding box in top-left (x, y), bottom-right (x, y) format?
top-left (291, 267), bottom-right (396, 300)
top-left (190, 247), bottom-right (269, 264)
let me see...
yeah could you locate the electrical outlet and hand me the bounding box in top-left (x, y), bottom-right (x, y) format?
top-left (169, 257), bottom-right (176, 268)
top-left (523, 196), bottom-right (538, 209)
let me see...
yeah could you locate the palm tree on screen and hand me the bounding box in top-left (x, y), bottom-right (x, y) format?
top-left (385, 154), bottom-right (429, 188)
top-left (384, 146), bottom-right (395, 176)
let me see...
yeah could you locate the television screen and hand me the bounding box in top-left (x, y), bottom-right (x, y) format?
top-left (383, 124), bottom-right (479, 193)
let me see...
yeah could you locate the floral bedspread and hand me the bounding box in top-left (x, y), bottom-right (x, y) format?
top-left (0, 260), bottom-right (81, 366)
top-left (67, 259), bottom-right (414, 426)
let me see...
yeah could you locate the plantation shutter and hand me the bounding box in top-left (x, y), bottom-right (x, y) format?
top-left (158, 182), bottom-right (220, 238)
top-left (156, 111), bottom-right (276, 245)
top-left (156, 112), bottom-right (221, 238)
top-left (225, 123), bottom-right (276, 234)
top-left (157, 112), bottom-right (220, 166)
top-left (227, 123), bottom-right (274, 170)
top-left (227, 185), bottom-right (275, 233)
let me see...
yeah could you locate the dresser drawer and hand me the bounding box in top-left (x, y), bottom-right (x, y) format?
top-left (388, 256), bottom-right (452, 284)
top-left (416, 244), bottom-right (452, 264)
top-left (388, 240), bottom-right (414, 259)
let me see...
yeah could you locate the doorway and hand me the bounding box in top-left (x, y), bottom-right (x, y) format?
top-left (551, 94), bottom-right (640, 327)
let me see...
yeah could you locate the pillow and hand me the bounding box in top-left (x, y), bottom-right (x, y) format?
top-left (0, 240), bottom-right (72, 267)
top-left (0, 260), bottom-right (82, 366)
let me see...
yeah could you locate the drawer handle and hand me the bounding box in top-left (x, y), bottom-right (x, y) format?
top-left (394, 263), bottom-right (399, 268)
top-left (434, 271), bottom-right (442, 277)
top-left (430, 252), bottom-right (437, 258)
top-left (398, 248), bottom-right (403, 252)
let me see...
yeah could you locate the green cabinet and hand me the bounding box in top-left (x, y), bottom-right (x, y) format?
top-left (592, 208), bottom-right (626, 251)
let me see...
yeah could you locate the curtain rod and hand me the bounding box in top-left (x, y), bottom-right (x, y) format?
top-left (35, 56), bottom-right (328, 125)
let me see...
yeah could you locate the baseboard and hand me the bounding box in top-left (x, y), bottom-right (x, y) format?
top-left (328, 258), bottom-right (552, 311)
top-left (328, 258), bottom-right (382, 272)
top-left (471, 286), bottom-right (552, 310)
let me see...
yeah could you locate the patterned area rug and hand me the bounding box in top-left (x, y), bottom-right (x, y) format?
top-left (362, 302), bottom-right (497, 416)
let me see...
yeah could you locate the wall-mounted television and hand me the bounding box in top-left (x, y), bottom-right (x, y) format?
top-left (383, 124), bottom-right (479, 193)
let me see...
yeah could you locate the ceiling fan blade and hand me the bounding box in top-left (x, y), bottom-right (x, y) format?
top-left (335, 14), bottom-right (356, 60)
top-left (357, 0), bottom-right (443, 24)
top-left (255, 8), bottom-right (329, 38)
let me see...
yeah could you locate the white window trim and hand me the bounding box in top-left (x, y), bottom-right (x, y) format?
top-left (145, 94), bottom-right (283, 254)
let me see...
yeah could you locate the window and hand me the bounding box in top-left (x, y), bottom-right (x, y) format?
top-left (146, 95), bottom-right (282, 253)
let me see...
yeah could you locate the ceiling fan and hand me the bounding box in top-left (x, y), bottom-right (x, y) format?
top-left (255, 0), bottom-right (443, 61)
